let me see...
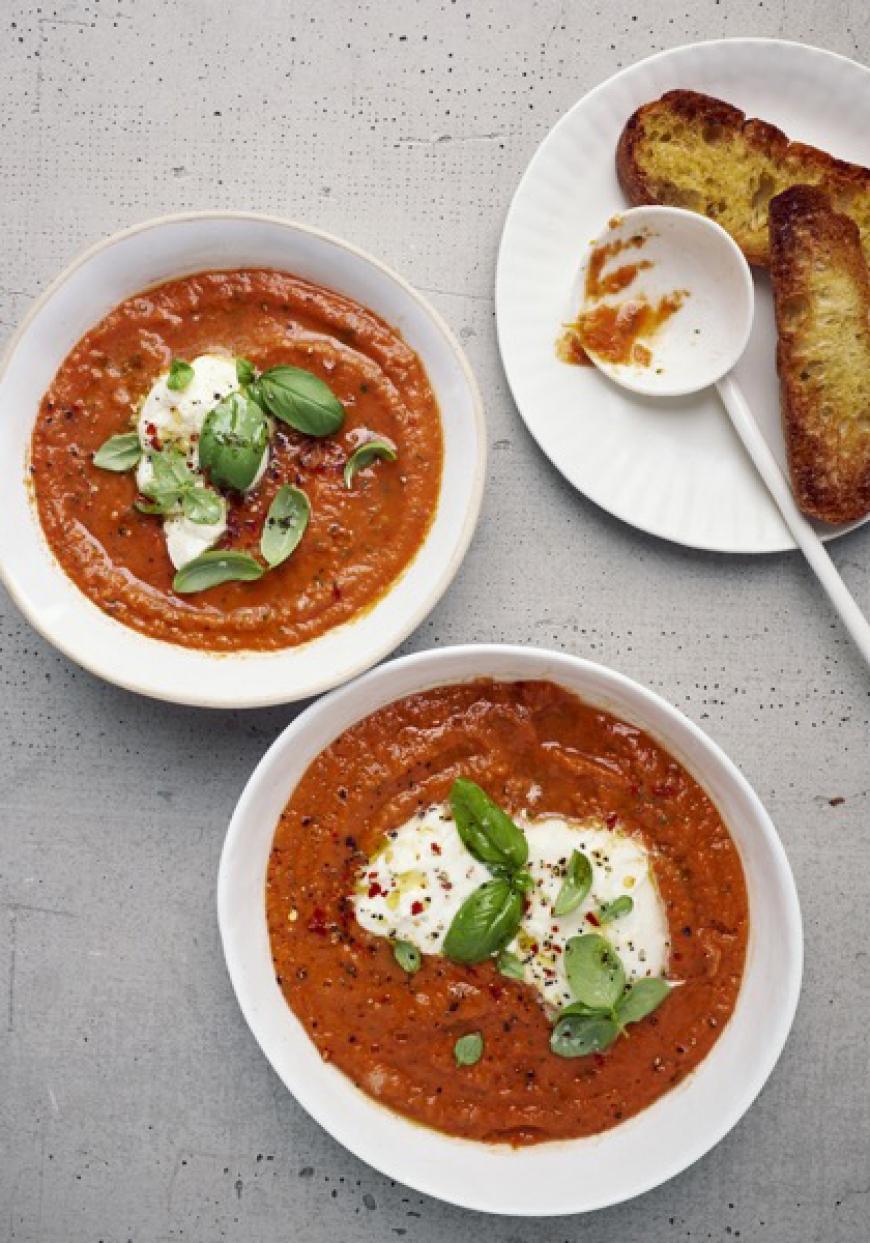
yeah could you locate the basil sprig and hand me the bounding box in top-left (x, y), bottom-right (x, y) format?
top-left (260, 485), bottom-right (310, 567)
top-left (93, 431), bottom-right (142, 472)
top-left (566, 933), bottom-right (625, 1010)
top-left (167, 358), bottom-right (194, 391)
top-left (550, 932), bottom-right (671, 1058)
top-left (252, 364), bottom-right (345, 437)
top-left (442, 780), bottom-right (530, 965)
top-left (496, 949), bottom-right (525, 981)
top-left (135, 446), bottom-right (224, 526)
top-left (453, 1032), bottom-right (484, 1067)
top-left (598, 895), bottom-right (634, 924)
top-left (615, 977), bottom-right (671, 1025)
top-left (172, 550), bottom-right (265, 594)
top-left (443, 878), bottom-right (523, 964)
top-left (199, 391), bottom-right (269, 492)
top-left (550, 1012), bottom-right (618, 1058)
top-left (344, 436), bottom-right (397, 488)
top-left (181, 486), bottom-right (225, 526)
top-left (553, 849), bottom-right (593, 917)
top-left (236, 356), bottom-right (256, 387)
top-left (450, 779), bottom-right (528, 873)
top-left (393, 940), bottom-right (421, 975)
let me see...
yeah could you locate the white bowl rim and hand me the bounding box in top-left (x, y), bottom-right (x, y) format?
top-left (0, 211), bottom-right (486, 708)
top-left (217, 642), bottom-right (803, 1215)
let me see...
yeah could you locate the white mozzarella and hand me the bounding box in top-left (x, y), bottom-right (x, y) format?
top-left (352, 804), bottom-right (670, 1012)
top-left (513, 816), bottom-right (669, 1009)
top-left (354, 806), bottom-right (491, 952)
top-left (134, 353), bottom-right (239, 569)
top-left (136, 352), bottom-right (238, 471)
top-left (164, 508), bottom-right (228, 571)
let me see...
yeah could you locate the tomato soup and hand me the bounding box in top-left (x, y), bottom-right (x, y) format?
top-left (30, 269), bottom-right (442, 651)
top-left (266, 679), bottom-right (748, 1145)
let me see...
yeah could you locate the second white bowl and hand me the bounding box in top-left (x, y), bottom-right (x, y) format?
top-left (0, 213), bottom-right (485, 707)
top-left (218, 643), bottom-right (802, 1215)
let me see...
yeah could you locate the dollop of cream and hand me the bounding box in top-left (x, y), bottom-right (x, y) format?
top-left (134, 353), bottom-right (268, 569)
top-left (353, 805), bottom-right (670, 1010)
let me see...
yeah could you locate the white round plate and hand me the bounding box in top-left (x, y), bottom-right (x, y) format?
top-left (0, 213), bottom-right (485, 707)
top-left (218, 644), bottom-right (802, 1216)
top-left (496, 39), bottom-right (870, 553)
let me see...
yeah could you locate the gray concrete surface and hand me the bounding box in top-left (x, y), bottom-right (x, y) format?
top-left (2, 2), bottom-right (869, 1240)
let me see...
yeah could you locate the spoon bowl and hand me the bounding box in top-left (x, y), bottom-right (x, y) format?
top-left (580, 206), bottom-right (755, 398)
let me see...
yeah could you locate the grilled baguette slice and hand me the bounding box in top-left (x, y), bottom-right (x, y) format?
top-left (769, 185), bottom-right (870, 524)
top-left (617, 89), bottom-right (870, 267)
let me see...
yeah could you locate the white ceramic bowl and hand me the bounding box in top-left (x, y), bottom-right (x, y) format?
top-left (0, 213), bottom-right (485, 707)
top-left (218, 644), bottom-right (802, 1215)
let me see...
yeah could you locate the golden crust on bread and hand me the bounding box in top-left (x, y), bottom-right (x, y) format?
top-left (769, 185), bottom-right (870, 524)
top-left (617, 90), bottom-right (870, 267)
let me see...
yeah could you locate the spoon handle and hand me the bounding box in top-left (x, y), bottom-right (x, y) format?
top-left (716, 373), bottom-right (870, 666)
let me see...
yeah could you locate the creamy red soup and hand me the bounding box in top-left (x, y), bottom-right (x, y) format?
top-left (30, 269), bottom-right (442, 651)
top-left (266, 679), bottom-right (748, 1145)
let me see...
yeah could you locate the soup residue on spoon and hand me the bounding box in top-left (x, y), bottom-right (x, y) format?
top-left (557, 223), bottom-right (688, 368)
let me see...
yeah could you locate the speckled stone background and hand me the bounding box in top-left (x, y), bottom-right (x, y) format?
top-left (2, 2), bottom-right (869, 1241)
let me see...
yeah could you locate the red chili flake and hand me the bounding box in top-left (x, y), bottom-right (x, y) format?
top-left (430, 842), bottom-right (442, 855)
top-left (410, 900), bottom-right (424, 916)
top-left (593, 1053), bottom-right (606, 1069)
top-left (605, 812), bottom-right (618, 830)
top-left (652, 783), bottom-right (675, 799)
top-left (332, 581), bottom-right (342, 601)
top-left (489, 984), bottom-right (503, 1000)
top-left (585, 912), bottom-right (601, 927)
top-left (553, 943), bottom-right (562, 954)
top-left (529, 942), bottom-right (539, 953)
top-left (367, 883), bottom-right (383, 899)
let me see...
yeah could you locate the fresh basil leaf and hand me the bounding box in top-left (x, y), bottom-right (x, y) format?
top-left (181, 486), bottom-right (225, 526)
top-left (236, 356), bottom-right (256, 387)
top-left (550, 1013), bottom-right (618, 1059)
top-left (136, 447), bottom-right (194, 513)
top-left (146, 445), bottom-right (194, 494)
top-left (172, 550), bottom-right (264, 594)
top-left (344, 436), bottom-right (397, 488)
top-left (453, 1032), bottom-right (483, 1067)
top-left (199, 391), bottom-right (269, 491)
top-left (558, 999), bottom-right (608, 1019)
top-left (496, 950), bottom-right (525, 981)
top-left (512, 869), bottom-right (534, 893)
top-left (256, 364), bottom-right (345, 437)
top-left (553, 849), bottom-right (593, 917)
top-left (598, 895), bottom-right (634, 924)
top-left (136, 489), bottom-right (184, 515)
top-left (442, 877), bottom-right (523, 965)
top-left (392, 940), bottom-right (421, 975)
top-left (167, 358), bottom-right (194, 391)
top-left (134, 497), bottom-right (171, 516)
top-left (449, 778), bottom-right (528, 872)
top-left (616, 977), bottom-right (670, 1027)
top-left (93, 431), bottom-right (141, 472)
top-left (260, 484), bottom-right (310, 568)
top-left (565, 934), bottom-right (626, 1011)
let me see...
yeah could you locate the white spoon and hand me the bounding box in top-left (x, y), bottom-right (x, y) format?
top-left (579, 205), bottom-right (870, 665)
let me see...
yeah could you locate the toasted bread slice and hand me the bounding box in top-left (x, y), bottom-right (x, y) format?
top-left (769, 185), bottom-right (870, 523)
top-left (617, 90), bottom-right (870, 267)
